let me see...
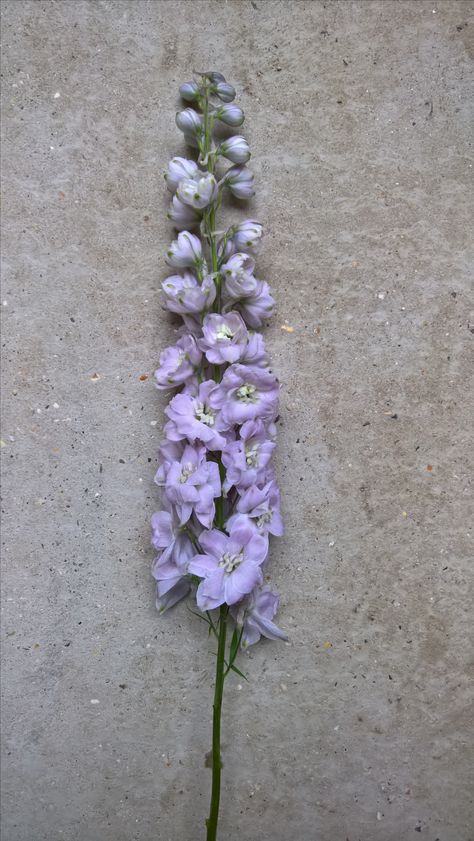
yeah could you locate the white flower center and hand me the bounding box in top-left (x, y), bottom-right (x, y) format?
top-left (215, 324), bottom-right (234, 341)
top-left (245, 444), bottom-right (259, 467)
top-left (236, 383), bottom-right (257, 403)
top-left (219, 551), bottom-right (243, 574)
top-left (195, 401), bottom-right (215, 426)
top-left (179, 463), bottom-right (195, 483)
top-left (256, 511), bottom-right (272, 528)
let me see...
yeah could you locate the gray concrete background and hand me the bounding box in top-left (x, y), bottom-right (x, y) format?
top-left (1, 1), bottom-right (473, 839)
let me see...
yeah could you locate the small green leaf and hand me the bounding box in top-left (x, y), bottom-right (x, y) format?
top-left (206, 611), bottom-right (219, 639)
top-left (229, 628), bottom-right (240, 663)
top-left (230, 664), bottom-right (248, 681)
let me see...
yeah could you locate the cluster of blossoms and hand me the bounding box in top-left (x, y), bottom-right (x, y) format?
top-left (151, 71), bottom-right (285, 649)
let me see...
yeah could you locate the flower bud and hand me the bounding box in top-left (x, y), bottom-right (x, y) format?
top-left (215, 82), bottom-right (236, 102)
top-left (164, 157), bottom-right (199, 192)
top-left (166, 231), bottom-right (203, 268)
top-left (176, 108), bottom-right (202, 135)
top-left (177, 172), bottom-right (218, 210)
top-left (236, 279), bottom-right (274, 327)
top-left (179, 81), bottom-right (200, 102)
top-left (218, 135), bottom-right (250, 164)
top-left (167, 195), bottom-right (202, 231)
top-left (231, 219), bottom-right (263, 254)
top-left (222, 165), bottom-right (254, 199)
top-left (206, 71), bottom-right (226, 83)
top-left (217, 103), bottom-right (244, 127)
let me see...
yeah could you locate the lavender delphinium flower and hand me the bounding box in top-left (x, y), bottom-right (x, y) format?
top-left (154, 334), bottom-right (202, 390)
top-left (164, 379), bottom-right (228, 451)
top-left (159, 442), bottom-right (221, 529)
top-left (235, 279), bottom-right (275, 328)
top-left (208, 363), bottom-right (280, 425)
top-left (188, 520), bottom-right (268, 610)
top-left (151, 505), bottom-right (195, 611)
top-left (221, 251), bottom-right (256, 295)
top-left (161, 271), bottom-right (216, 316)
top-left (199, 311), bottom-right (249, 364)
top-left (150, 73), bottom-right (285, 841)
top-left (221, 418), bottom-right (275, 490)
top-left (227, 479), bottom-right (284, 538)
top-left (230, 585), bottom-right (287, 647)
top-left (240, 332), bottom-right (268, 367)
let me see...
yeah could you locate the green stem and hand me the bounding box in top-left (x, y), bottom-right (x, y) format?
top-left (206, 605), bottom-right (228, 841)
top-left (201, 80), bottom-right (229, 841)
top-left (214, 461), bottom-right (226, 528)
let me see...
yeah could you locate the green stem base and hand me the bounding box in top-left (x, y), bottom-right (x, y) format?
top-left (206, 606), bottom-right (228, 841)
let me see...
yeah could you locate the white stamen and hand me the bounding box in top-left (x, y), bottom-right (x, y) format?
top-left (219, 551), bottom-right (243, 573)
top-left (215, 324), bottom-right (234, 340)
top-left (245, 444), bottom-right (259, 466)
top-left (256, 511), bottom-right (272, 528)
top-left (236, 383), bottom-right (257, 403)
top-left (195, 401), bottom-right (215, 426)
top-left (179, 463), bottom-right (195, 483)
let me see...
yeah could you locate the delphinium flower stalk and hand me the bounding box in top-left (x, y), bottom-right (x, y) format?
top-left (152, 71), bottom-right (286, 841)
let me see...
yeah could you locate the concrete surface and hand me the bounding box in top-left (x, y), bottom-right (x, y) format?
top-left (1, 1), bottom-right (473, 839)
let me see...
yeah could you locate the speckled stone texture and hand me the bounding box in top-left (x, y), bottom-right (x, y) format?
top-left (1, 1), bottom-right (473, 839)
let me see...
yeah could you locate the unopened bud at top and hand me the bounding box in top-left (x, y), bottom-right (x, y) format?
top-left (217, 103), bottom-right (244, 127)
top-left (179, 81), bottom-right (200, 102)
top-left (218, 136), bottom-right (250, 164)
top-left (231, 219), bottom-right (263, 254)
top-left (176, 108), bottom-right (203, 135)
top-left (222, 165), bottom-right (254, 199)
top-left (215, 82), bottom-right (236, 102)
top-left (206, 71), bottom-right (226, 83)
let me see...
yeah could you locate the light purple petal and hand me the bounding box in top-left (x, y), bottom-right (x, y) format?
top-left (188, 553), bottom-right (219, 577)
top-left (224, 562), bottom-right (262, 605)
top-left (196, 569), bottom-right (226, 610)
top-left (156, 578), bottom-right (191, 613)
